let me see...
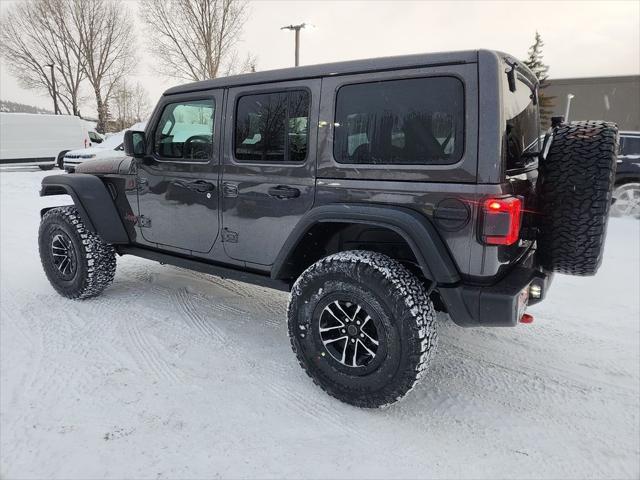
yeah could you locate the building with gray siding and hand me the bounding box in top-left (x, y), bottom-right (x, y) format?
top-left (544, 75), bottom-right (639, 131)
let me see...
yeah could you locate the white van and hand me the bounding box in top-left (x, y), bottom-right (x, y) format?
top-left (0, 113), bottom-right (92, 170)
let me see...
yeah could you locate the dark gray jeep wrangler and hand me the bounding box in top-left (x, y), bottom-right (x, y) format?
top-left (38, 50), bottom-right (618, 407)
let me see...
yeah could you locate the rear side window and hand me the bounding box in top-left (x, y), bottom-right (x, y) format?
top-left (154, 99), bottom-right (215, 161)
top-left (235, 90), bottom-right (310, 162)
top-left (333, 77), bottom-right (464, 165)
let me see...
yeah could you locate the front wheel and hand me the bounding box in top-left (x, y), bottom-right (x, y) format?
top-left (287, 251), bottom-right (437, 408)
top-left (38, 207), bottom-right (117, 299)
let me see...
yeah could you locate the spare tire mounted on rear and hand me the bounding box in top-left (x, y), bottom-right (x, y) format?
top-left (538, 120), bottom-right (619, 276)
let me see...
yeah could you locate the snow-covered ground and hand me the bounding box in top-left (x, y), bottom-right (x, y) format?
top-left (1, 169), bottom-right (639, 479)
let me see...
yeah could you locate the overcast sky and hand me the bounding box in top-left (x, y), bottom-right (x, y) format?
top-left (1, 0), bottom-right (638, 115)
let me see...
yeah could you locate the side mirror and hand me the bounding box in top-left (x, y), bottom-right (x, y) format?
top-left (124, 130), bottom-right (146, 157)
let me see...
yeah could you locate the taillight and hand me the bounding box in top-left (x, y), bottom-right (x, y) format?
top-left (481, 197), bottom-right (522, 245)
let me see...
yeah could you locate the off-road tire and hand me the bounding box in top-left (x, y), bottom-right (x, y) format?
top-left (39, 206), bottom-right (116, 299)
top-left (538, 120), bottom-right (619, 275)
top-left (287, 250), bottom-right (437, 408)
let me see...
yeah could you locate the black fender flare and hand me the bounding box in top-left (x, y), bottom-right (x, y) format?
top-left (271, 204), bottom-right (460, 285)
top-left (40, 174), bottom-right (129, 244)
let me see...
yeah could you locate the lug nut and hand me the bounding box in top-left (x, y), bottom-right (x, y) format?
top-left (360, 333), bottom-right (364, 338)
top-left (351, 338), bottom-right (355, 343)
top-left (341, 329), bottom-right (346, 333)
top-left (356, 321), bottom-right (360, 325)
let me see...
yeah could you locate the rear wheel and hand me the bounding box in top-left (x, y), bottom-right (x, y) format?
top-left (611, 182), bottom-right (640, 218)
top-left (538, 120), bottom-right (619, 275)
top-left (287, 251), bottom-right (437, 408)
top-left (39, 207), bottom-right (116, 299)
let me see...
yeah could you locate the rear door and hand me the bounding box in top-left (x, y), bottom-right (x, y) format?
top-left (221, 80), bottom-right (320, 266)
top-left (136, 91), bottom-right (222, 254)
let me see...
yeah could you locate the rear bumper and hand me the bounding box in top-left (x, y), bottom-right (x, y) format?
top-left (439, 251), bottom-right (553, 327)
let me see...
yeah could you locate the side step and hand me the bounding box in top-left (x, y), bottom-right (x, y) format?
top-left (117, 246), bottom-right (290, 292)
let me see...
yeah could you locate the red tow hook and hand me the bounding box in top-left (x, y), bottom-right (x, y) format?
top-left (520, 313), bottom-right (534, 324)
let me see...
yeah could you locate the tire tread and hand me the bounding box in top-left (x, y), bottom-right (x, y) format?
top-left (39, 206), bottom-right (116, 299)
top-left (538, 120), bottom-right (618, 275)
top-left (287, 250), bottom-right (437, 408)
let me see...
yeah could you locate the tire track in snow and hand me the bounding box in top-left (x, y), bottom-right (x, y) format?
top-left (125, 322), bottom-right (183, 384)
top-left (131, 263), bottom-right (285, 329)
top-left (193, 272), bottom-right (286, 322)
top-left (173, 288), bottom-right (230, 344)
top-left (263, 380), bottom-right (360, 434)
top-left (164, 282), bottom-right (355, 432)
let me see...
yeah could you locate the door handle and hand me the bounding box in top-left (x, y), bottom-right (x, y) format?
top-left (268, 185), bottom-right (301, 199)
top-left (187, 180), bottom-right (215, 193)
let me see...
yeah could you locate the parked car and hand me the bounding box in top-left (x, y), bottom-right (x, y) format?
top-left (63, 122), bottom-right (147, 172)
top-left (37, 50), bottom-right (618, 408)
top-left (63, 133), bottom-right (124, 172)
top-left (611, 131), bottom-right (640, 218)
top-left (0, 113), bottom-right (92, 170)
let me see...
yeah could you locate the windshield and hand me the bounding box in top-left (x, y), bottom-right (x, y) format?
top-left (100, 132), bottom-right (126, 150)
top-left (503, 70), bottom-right (540, 171)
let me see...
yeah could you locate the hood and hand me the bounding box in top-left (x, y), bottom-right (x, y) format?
top-left (75, 156), bottom-right (134, 175)
top-left (64, 146), bottom-right (107, 157)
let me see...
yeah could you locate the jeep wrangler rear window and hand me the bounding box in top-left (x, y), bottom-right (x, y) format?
top-left (503, 75), bottom-right (540, 172)
top-left (333, 76), bottom-right (464, 165)
top-left (235, 90), bottom-right (310, 163)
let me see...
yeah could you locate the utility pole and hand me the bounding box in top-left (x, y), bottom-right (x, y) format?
top-left (281, 23), bottom-right (308, 67)
top-left (46, 63), bottom-right (59, 114)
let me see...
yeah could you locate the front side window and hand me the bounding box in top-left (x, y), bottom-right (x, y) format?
top-left (235, 90), bottom-right (310, 162)
top-left (334, 76), bottom-right (464, 165)
top-left (154, 99), bottom-right (215, 161)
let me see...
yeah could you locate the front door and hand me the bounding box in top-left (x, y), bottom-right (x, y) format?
top-left (136, 91), bottom-right (222, 254)
top-left (221, 80), bottom-right (320, 266)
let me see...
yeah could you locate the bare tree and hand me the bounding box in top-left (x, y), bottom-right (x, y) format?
top-left (111, 79), bottom-right (132, 131)
top-left (69, 0), bottom-right (135, 132)
top-left (139, 0), bottom-right (254, 81)
top-left (111, 80), bottom-right (152, 131)
top-left (0, 0), bottom-right (85, 116)
top-left (131, 83), bottom-right (152, 122)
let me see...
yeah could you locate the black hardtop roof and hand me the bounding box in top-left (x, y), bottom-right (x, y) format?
top-left (164, 50), bottom-right (486, 96)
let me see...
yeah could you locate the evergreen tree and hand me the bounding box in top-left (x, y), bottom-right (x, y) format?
top-left (523, 31), bottom-right (556, 127)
